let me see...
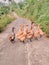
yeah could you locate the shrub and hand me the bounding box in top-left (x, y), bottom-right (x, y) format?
top-left (0, 6), bottom-right (9, 15)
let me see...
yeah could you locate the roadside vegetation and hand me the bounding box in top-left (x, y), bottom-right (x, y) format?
top-left (0, 14), bottom-right (15, 32)
top-left (0, 4), bottom-right (16, 32)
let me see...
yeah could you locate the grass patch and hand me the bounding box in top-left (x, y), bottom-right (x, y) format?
top-left (0, 14), bottom-right (15, 32)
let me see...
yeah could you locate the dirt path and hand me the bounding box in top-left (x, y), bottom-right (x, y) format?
top-left (0, 16), bottom-right (49, 65)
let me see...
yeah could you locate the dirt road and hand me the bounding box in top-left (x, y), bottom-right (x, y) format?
top-left (0, 17), bottom-right (49, 65)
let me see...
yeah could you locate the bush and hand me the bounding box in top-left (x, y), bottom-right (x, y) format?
top-left (0, 6), bottom-right (9, 15)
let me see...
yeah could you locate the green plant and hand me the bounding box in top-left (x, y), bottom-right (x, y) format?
top-left (0, 15), bottom-right (15, 32)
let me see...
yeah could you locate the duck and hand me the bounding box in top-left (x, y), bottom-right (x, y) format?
top-left (33, 24), bottom-right (39, 40)
top-left (27, 24), bottom-right (33, 41)
top-left (37, 24), bottom-right (44, 38)
top-left (8, 27), bottom-right (15, 43)
top-left (18, 24), bottom-right (28, 43)
top-left (16, 24), bottom-right (23, 39)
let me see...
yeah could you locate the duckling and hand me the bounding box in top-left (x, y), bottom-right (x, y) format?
top-left (8, 27), bottom-right (15, 43)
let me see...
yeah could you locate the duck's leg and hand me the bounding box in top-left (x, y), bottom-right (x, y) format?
top-left (40, 35), bottom-right (42, 38)
top-left (30, 38), bottom-right (32, 42)
top-left (22, 40), bottom-right (25, 43)
top-left (35, 37), bottom-right (38, 40)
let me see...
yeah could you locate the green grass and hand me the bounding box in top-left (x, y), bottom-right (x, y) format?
top-left (0, 14), bottom-right (15, 32)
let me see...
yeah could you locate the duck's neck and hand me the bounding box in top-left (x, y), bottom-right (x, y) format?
top-left (12, 28), bottom-right (14, 33)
